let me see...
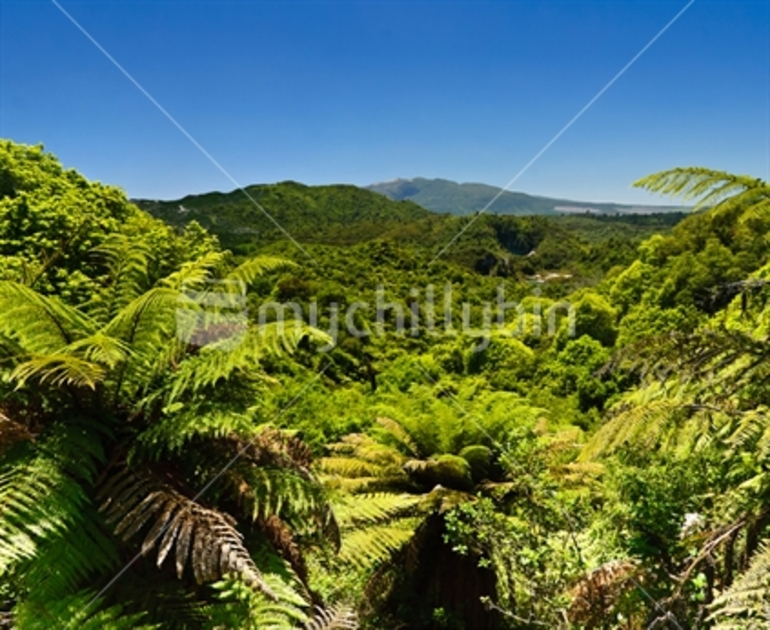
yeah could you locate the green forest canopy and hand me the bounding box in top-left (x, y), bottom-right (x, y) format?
top-left (2, 139), bottom-right (770, 628)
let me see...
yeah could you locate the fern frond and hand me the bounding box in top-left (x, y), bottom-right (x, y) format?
top-left (0, 413), bottom-right (34, 453)
top-left (12, 590), bottom-right (156, 630)
top-left (710, 541), bottom-right (770, 628)
top-left (0, 455), bottom-right (87, 570)
top-left (0, 418), bottom-right (103, 574)
top-left (209, 573), bottom-right (309, 630)
top-left (238, 467), bottom-right (328, 527)
top-left (11, 354), bottom-right (106, 389)
top-left (304, 604), bottom-right (359, 630)
top-left (568, 560), bottom-right (638, 627)
top-left (634, 166), bottom-right (770, 236)
top-left (14, 504), bottom-right (120, 607)
top-left (374, 416), bottom-right (420, 458)
top-left (0, 281), bottom-right (95, 354)
top-left (134, 407), bottom-right (255, 459)
top-left (580, 396), bottom-right (684, 460)
top-left (634, 168), bottom-right (767, 209)
top-left (318, 457), bottom-right (388, 480)
top-left (338, 520), bottom-right (420, 568)
top-left (101, 287), bottom-right (182, 399)
top-left (160, 251), bottom-right (226, 291)
top-left (164, 322), bottom-right (327, 406)
top-left (225, 256), bottom-right (297, 287)
top-left (88, 234), bottom-right (153, 323)
top-left (332, 493), bottom-right (421, 527)
top-left (98, 469), bottom-right (275, 598)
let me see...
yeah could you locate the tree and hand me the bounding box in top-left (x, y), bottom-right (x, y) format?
top-left (318, 382), bottom-right (583, 628)
top-left (0, 240), bottom-right (343, 628)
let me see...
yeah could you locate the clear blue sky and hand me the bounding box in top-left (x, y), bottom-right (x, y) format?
top-left (1, 1), bottom-right (768, 204)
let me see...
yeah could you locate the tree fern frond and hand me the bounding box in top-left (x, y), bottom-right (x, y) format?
top-left (237, 467), bottom-right (327, 527)
top-left (102, 287), bottom-right (182, 399)
top-left (88, 234), bottom-right (153, 323)
top-left (99, 469), bottom-right (275, 598)
top-left (159, 251), bottom-right (226, 291)
top-left (318, 457), bottom-right (391, 480)
top-left (580, 397), bottom-right (684, 460)
top-left (0, 418), bottom-right (104, 574)
top-left (338, 521), bottom-right (420, 569)
top-left (0, 281), bottom-right (95, 354)
top-left (15, 504), bottom-right (120, 606)
top-left (304, 604), bottom-right (359, 630)
top-left (567, 560), bottom-right (638, 628)
top-left (710, 541), bottom-right (770, 628)
top-left (225, 256), bottom-right (297, 287)
top-left (634, 166), bottom-right (770, 236)
top-left (102, 287), bottom-right (180, 350)
top-left (12, 591), bottom-right (156, 630)
top-left (332, 493), bottom-right (421, 527)
top-left (134, 407), bottom-right (255, 459)
top-left (11, 354), bottom-right (106, 389)
top-left (634, 167), bottom-right (768, 209)
top-left (374, 416), bottom-right (420, 458)
top-left (163, 323), bottom-right (326, 406)
top-left (257, 514), bottom-right (310, 589)
top-left (208, 573), bottom-right (309, 630)
top-left (0, 413), bottom-right (34, 454)
top-left (0, 454), bottom-right (87, 570)
top-left (65, 333), bottom-right (130, 369)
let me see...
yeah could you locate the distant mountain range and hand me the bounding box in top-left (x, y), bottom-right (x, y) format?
top-left (366, 177), bottom-right (687, 216)
top-left (134, 180), bottom-right (687, 265)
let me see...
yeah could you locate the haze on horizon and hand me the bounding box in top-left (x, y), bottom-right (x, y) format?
top-left (1, 0), bottom-right (768, 206)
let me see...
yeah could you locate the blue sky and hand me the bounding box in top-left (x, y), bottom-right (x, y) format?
top-left (1, 0), bottom-right (768, 204)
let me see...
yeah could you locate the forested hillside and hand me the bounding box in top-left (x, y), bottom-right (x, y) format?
top-left (366, 177), bottom-right (688, 216)
top-left (135, 180), bottom-right (687, 288)
top-left (3, 139), bottom-right (770, 629)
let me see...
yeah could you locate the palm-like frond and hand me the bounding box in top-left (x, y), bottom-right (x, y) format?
top-left (580, 395), bottom-right (685, 460)
top-left (13, 505), bottom-right (120, 614)
top-left (101, 287), bottom-right (183, 399)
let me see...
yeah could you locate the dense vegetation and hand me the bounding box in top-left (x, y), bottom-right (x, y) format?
top-left (2, 139), bottom-right (770, 629)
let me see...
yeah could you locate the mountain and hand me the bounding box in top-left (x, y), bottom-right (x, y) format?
top-left (366, 177), bottom-right (687, 216)
top-left (134, 179), bottom-right (687, 282)
top-left (133, 181), bottom-right (432, 252)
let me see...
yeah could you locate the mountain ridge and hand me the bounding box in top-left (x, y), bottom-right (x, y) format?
top-left (366, 177), bottom-right (688, 216)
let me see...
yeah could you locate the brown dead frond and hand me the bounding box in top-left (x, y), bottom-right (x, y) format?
top-left (98, 468), bottom-right (275, 598)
